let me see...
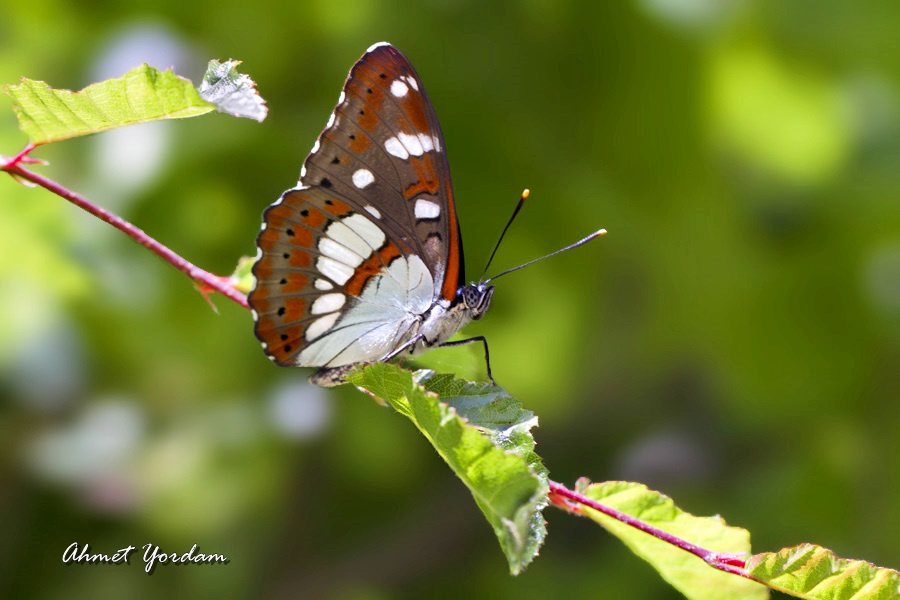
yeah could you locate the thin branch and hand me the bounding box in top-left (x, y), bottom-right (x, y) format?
top-left (548, 480), bottom-right (752, 579)
top-left (3, 142), bottom-right (38, 166)
top-left (1, 151), bottom-right (248, 309)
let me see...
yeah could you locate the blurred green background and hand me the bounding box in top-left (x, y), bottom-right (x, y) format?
top-left (2, 1), bottom-right (899, 598)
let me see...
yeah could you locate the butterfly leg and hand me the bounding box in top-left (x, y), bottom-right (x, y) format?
top-left (439, 336), bottom-right (495, 386)
top-left (381, 333), bottom-right (426, 363)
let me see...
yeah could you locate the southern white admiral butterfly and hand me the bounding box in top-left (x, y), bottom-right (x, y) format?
top-left (249, 42), bottom-right (603, 386)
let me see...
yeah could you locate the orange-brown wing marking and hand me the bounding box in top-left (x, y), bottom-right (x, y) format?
top-left (344, 241), bottom-right (403, 297)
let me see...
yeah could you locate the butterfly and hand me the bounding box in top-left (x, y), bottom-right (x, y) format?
top-left (249, 42), bottom-right (603, 386)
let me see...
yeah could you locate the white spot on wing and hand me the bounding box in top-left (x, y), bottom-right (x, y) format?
top-left (251, 309), bottom-right (259, 321)
top-left (342, 213), bottom-right (386, 249)
top-left (364, 205), bottom-right (381, 219)
top-left (404, 76), bottom-right (419, 91)
top-left (317, 256), bottom-right (354, 285)
top-left (319, 237), bottom-right (364, 267)
top-left (306, 312), bottom-right (340, 341)
top-left (352, 168), bottom-right (375, 189)
top-left (418, 133), bottom-right (434, 153)
top-left (398, 132), bottom-right (424, 156)
top-left (367, 41), bottom-right (392, 53)
top-left (311, 293), bottom-right (346, 315)
top-left (415, 199), bottom-right (441, 219)
top-left (338, 91), bottom-right (346, 105)
top-left (390, 79), bottom-right (408, 97)
top-left (325, 220), bottom-right (374, 258)
top-left (385, 136), bottom-right (409, 159)
top-left (311, 139), bottom-right (320, 154)
top-left (315, 278), bottom-right (334, 291)
top-left (326, 112), bottom-right (336, 128)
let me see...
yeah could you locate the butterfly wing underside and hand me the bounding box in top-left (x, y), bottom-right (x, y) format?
top-left (249, 43), bottom-right (464, 368)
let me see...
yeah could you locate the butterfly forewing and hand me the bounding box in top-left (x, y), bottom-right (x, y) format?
top-left (300, 43), bottom-right (463, 299)
top-left (250, 43), bottom-right (464, 369)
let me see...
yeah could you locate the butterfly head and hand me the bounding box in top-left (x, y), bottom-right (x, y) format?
top-left (459, 283), bottom-right (495, 320)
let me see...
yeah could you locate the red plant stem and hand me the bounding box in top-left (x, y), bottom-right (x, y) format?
top-left (5, 142), bottom-right (37, 165)
top-left (547, 480), bottom-right (753, 579)
top-left (2, 158), bottom-right (248, 309)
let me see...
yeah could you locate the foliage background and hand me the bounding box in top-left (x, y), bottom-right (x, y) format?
top-left (1, 1), bottom-right (898, 598)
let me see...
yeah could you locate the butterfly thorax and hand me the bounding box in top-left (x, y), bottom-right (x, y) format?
top-left (413, 282), bottom-right (494, 353)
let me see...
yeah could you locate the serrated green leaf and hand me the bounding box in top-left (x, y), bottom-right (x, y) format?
top-left (4, 64), bottom-right (215, 144)
top-left (746, 543), bottom-right (900, 600)
top-left (199, 59), bottom-right (267, 122)
top-left (348, 363), bottom-right (548, 574)
top-left (575, 480), bottom-right (768, 600)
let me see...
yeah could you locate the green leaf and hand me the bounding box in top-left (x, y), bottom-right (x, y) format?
top-left (347, 363), bottom-right (548, 574)
top-left (746, 543), bottom-right (900, 600)
top-left (4, 64), bottom-right (216, 144)
top-left (574, 479), bottom-right (768, 600)
top-left (199, 59), bottom-right (267, 122)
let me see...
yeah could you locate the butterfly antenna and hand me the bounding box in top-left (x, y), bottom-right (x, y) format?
top-left (480, 189), bottom-right (530, 281)
top-left (484, 228), bottom-right (607, 284)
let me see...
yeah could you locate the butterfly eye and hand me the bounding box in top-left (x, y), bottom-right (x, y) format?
top-left (462, 285), bottom-right (494, 319)
top-left (463, 286), bottom-right (480, 308)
